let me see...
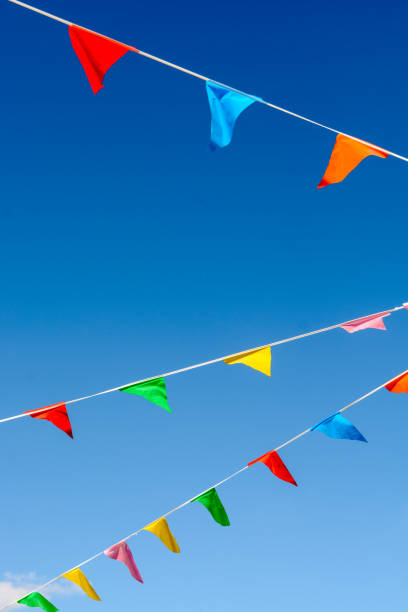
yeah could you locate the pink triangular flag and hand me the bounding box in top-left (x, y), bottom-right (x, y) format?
top-left (340, 311), bottom-right (390, 333)
top-left (104, 542), bottom-right (143, 583)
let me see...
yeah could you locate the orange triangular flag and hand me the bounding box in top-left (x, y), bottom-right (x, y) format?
top-left (318, 134), bottom-right (387, 188)
top-left (385, 371), bottom-right (408, 393)
top-left (69, 25), bottom-right (137, 94)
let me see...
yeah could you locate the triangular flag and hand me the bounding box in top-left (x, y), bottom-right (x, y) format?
top-left (248, 450), bottom-right (297, 486)
top-left (206, 81), bottom-right (257, 149)
top-left (25, 403), bottom-right (73, 439)
top-left (385, 372), bottom-right (408, 393)
top-left (18, 593), bottom-right (58, 612)
top-left (104, 541), bottom-right (143, 583)
top-left (119, 377), bottom-right (171, 413)
top-left (340, 312), bottom-right (390, 333)
top-left (69, 25), bottom-right (136, 94)
top-left (191, 488), bottom-right (230, 526)
top-left (224, 347), bottom-right (271, 376)
top-left (311, 413), bottom-right (367, 442)
top-left (62, 568), bottom-right (101, 601)
top-left (143, 517), bottom-right (180, 553)
top-left (317, 134), bottom-right (387, 188)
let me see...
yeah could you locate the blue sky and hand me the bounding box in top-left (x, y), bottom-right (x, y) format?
top-left (1, 0), bottom-right (408, 610)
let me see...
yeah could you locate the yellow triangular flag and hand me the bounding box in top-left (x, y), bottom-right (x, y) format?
top-left (223, 346), bottom-right (271, 376)
top-left (62, 568), bottom-right (101, 601)
top-left (143, 517), bottom-right (180, 553)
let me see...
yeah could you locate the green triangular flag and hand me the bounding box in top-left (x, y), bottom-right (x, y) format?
top-left (18, 592), bottom-right (58, 612)
top-left (192, 488), bottom-right (230, 526)
top-left (119, 377), bottom-right (171, 413)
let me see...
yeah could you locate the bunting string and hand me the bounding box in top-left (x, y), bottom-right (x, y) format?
top-left (8, 0), bottom-right (408, 167)
top-left (3, 367), bottom-right (407, 611)
top-left (0, 303), bottom-right (405, 430)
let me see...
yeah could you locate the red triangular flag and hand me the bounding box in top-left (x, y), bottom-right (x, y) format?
top-left (317, 134), bottom-right (387, 188)
top-left (69, 25), bottom-right (137, 94)
top-left (385, 371), bottom-right (408, 394)
top-left (248, 450), bottom-right (297, 486)
top-left (25, 403), bottom-right (73, 439)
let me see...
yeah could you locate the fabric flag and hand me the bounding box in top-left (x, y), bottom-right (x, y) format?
top-left (191, 488), bottom-right (230, 526)
top-left (25, 403), bottom-right (73, 439)
top-left (385, 372), bottom-right (408, 394)
top-left (248, 450), bottom-right (297, 486)
top-left (143, 517), bottom-right (180, 553)
top-left (340, 311), bottom-right (390, 333)
top-left (69, 25), bottom-right (136, 94)
top-left (104, 541), bottom-right (143, 583)
top-left (224, 346), bottom-right (271, 376)
top-left (206, 81), bottom-right (257, 149)
top-left (317, 134), bottom-right (388, 188)
top-left (17, 593), bottom-right (58, 612)
top-left (62, 568), bottom-right (101, 601)
top-left (311, 412), bottom-right (367, 442)
top-left (119, 377), bottom-right (171, 413)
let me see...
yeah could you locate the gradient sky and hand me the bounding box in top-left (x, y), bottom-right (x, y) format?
top-left (1, 0), bottom-right (408, 610)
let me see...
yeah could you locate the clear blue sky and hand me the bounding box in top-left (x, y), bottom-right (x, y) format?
top-left (1, 0), bottom-right (408, 610)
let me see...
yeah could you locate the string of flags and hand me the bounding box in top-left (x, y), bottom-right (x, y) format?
top-left (5, 6), bottom-right (408, 606)
top-left (4, 366), bottom-right (408, 612)
top-left (0, 303), bottom-right (405, 440)
top-left (5, 2), bottom-right (407, 610)
top-left (8, 0), bottom-right (408, 189)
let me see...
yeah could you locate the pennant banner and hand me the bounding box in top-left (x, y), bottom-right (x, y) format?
top-left (224, 346), bottom-right (271, 376)
top-left (119, 377), bottom-right (171, 413)
top-left (206, 82), bottom-right (257, 150)
top-left (311, 413), bottom-right (367, 442)
top-left (340, 312), bottom-right (391, 333)
top-left (10, 0), bottom-right (408, 202)
top-left (25, 403), bottom-right (73, 439)
top-left (8, 356), bottom-right (408, 611)
top-left (62, 568), bottom-right (101, 601)
top-left (385, 372), bottom-right (408, 393)
top-left (18, 593), bottom-right (58, 612)
top-left (144, 517), bottom-right (180, 553)
top-left (104, 541), bottom-right (143, 583)
top-left (192, 488), bottom-right (230, 526)
top-left (0, 301), bottom-right (402, 435)
top-left (248, 450), bottom-right (297, 486)
top-left (69, 25), bottom-right (136, 94)
top-left (318, 134), bottom-right (388, 188)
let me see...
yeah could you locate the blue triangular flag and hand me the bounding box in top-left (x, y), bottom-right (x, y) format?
top-left (311, 413), bottom-right (367, 442)
top-left (206, 82), bottom-right (257, 150)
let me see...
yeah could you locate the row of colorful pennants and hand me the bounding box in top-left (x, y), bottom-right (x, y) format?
top-left (10, 3), bottom-right (401, 189)
top-left (11, 368), bottom-right (408, 611)
top-left (20, 307), bottom-right (401, 440)
top-left (65, 25), bottom-right (392, 187)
